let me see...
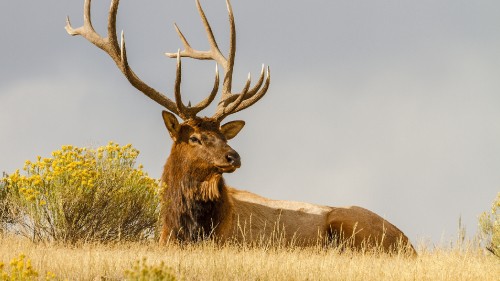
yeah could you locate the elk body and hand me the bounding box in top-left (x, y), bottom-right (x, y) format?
top-left (67, 0), bottom-right (416, 254)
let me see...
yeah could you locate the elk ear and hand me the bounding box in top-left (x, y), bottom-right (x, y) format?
top-left (221, 120), bottom-right (245, 140)
top-left (162, 111), bottom-right (180, 140)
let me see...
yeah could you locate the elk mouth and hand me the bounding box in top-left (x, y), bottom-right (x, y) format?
top-left (215, 150), bottom-right (241, 173)
top-left (216, 164), bottom-right (240, 173)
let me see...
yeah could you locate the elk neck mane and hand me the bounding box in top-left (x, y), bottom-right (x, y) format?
top-left (160, 118), bottom-right (231, 241)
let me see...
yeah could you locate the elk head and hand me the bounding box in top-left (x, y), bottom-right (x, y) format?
top-left (163, 112), bottom-right (244, 175)
top-left (65, 0), bottom-right (270, 173)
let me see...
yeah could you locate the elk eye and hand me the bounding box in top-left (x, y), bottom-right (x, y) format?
top-left (189, 136), bottom-right (201, 144)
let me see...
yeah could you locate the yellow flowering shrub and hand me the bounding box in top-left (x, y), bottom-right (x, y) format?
top-left (2, 142), bottom-right (160, 243)
top-left (479, 192), bottom-right (500, 257)
top-left (0, 254), bottom-right (56, 281)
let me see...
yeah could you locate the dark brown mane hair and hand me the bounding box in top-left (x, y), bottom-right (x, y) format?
top-left (160, 118), bottom-right (231, 241)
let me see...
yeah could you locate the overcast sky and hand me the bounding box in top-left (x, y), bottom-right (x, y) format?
top-left (1, 0), bottom-right (499, 245)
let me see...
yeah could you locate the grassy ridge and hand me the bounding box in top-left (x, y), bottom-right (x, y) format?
top-left (0, 235), bottom-right (498, 281)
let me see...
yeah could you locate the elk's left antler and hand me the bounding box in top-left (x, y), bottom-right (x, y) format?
top-left (165, 0), bottom-right (271, 121)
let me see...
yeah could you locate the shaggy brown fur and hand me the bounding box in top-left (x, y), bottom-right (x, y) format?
top-left (159, 112), bottom-right (416, 255)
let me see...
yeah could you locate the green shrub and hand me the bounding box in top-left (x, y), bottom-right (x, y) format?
top-left (479, 192), bottom-right (499, 257)
top-left (124, 258), bottom-right (176, 281)
top-left (1, 142), bottom-right (160, 243)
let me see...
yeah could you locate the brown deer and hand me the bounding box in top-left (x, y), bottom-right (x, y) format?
top-left (66, 0), bottom-right (416, 254)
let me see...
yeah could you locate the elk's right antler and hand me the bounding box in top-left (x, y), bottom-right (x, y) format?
top-left (66, 0), bottom-right (269, 122)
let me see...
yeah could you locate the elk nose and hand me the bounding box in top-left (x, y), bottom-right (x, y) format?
top-left (226, 151), bottom-right (241, 167)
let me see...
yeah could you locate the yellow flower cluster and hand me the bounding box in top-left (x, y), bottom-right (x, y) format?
top-left (2, 142), bottom-right (158, 205)
top-left (0, 254), bottom-right (56, 281)
top-left (0, 254), bottom-right (38, 280)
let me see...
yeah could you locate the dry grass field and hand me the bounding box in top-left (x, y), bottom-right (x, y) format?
top-left (2, 144), bottom-right (498, 280)
top-left (0, 235), bottom-right (498, 281)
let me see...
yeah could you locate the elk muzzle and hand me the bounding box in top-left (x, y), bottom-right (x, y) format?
top-left (217, 149), bottom-right (241, 173)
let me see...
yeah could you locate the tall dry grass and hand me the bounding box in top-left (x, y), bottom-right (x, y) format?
top-left (1, 146), bottom-right (499, 280)
top-left (0, 235), bottom-right (498, 281)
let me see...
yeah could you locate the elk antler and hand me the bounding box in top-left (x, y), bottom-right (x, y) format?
top-left (65, 0), bottom-right (220, 120)
top-left (165, 0), bottom-right (271, 122)
top-left (66, 0), bottom-right (269, 122)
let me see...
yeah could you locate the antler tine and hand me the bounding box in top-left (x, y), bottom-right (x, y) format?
top-left (165, 1), bottom-right (227, 67)
top-left (248, 64), bottom-right (266, 96)
top-left (174, 50), bottom-right (188, 120)
top-left (65, 0), bottom-right (103, 47)
top-left (217, 64), bottom-right (266, 106)
top-left (213, 67), bottom-right (270, 120)
top-left (223, 0), bottom-right (237, 100)
top-left (66, 0), bottom-right (182, 117)
top-left (230, 66), bottom-right (271, 114)
top-left (213, 73), bottom-right (252, 120)
top-left (108, 0), bottom-right (119, 50)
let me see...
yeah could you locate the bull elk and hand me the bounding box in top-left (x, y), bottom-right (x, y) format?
top-left (66, 0), bottom-right (416, 254)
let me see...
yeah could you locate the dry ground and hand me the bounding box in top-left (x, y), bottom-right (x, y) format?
top-left (0, 235), bottom-right (498, 280)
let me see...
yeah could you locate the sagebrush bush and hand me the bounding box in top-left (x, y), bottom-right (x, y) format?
top-left (2, 142), bottom-right (160, 243)
top-left (479, 192), bottom-right (499, 257)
